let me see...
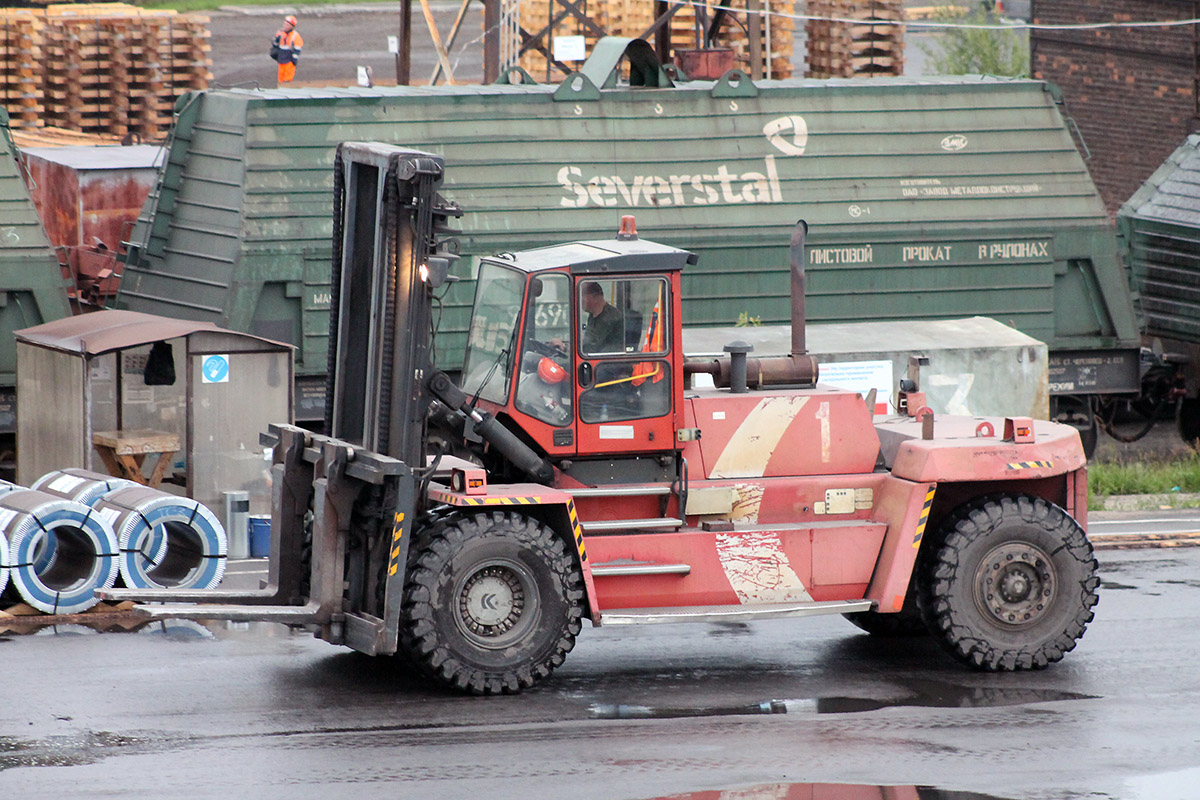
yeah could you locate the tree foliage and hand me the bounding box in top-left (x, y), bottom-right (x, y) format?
top-left (920, 7), bottom-right (1030, 78)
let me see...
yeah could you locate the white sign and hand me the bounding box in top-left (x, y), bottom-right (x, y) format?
top-left (202, 354), bottom-right (230, 384)
top-left (357, 66), bottom-right (373, 87)
top-left (819, 360), bottom-right (892, 415)
top-left (553, 35), bottom-right (586, 62)
top-left (387, 35), bottom-right (400, 54)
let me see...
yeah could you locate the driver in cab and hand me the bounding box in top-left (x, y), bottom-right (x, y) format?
top-left (580, 281), bottom-right (622, 355)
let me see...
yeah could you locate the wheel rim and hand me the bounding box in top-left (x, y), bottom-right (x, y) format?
top-left (973, 541), bottom-right (1056, 627)
top-left (454, 558), bottom-right (539, 649)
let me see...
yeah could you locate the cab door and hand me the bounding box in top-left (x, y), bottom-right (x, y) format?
top-left (573, 274), bottom-right (676, 455)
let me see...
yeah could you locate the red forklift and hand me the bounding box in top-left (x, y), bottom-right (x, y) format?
top-left (104, 144), bottom-right (1098, 694)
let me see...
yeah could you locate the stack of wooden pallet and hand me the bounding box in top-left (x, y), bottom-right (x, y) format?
top-left (516, 0), bottom-right (793, 81)
top-left (516, 0), bottom-right (605, 80)
top-left (0, 10), bottom-right (44, 129)
top-left (806, 0), bottom-right (904, 78)
top-left (0, 3), bottom-right (210, 139)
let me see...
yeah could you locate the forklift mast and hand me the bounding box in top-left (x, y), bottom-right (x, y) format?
top-left (324, 143), bottom-right (461, 465)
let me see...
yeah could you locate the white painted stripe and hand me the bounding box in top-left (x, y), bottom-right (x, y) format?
top-left (710, 395), bottom-right (809, 479)
top-left (716, 531), bottom-right (813, 604)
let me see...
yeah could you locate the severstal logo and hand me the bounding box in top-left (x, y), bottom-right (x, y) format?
top-left (557, 113), bottom-right (809, 209)
top-left (763, 115), bottom-right (809, 156)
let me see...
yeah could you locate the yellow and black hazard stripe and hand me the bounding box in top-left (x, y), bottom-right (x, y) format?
top-left (912, 484), bottom-right (936, 549)
top-left (1006, 460), bottom-right (1053, 471)
top-left (566, 498), bottom-right (587, 563)
top-left (387, 512), bottom-right (405, 577)
top-left (427, 487), bottom-right (543, 507)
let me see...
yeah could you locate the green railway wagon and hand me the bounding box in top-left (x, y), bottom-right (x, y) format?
top-left (1119, 133), bottom-right (1200, 442)
top-left (116, 42), bottom-right (1139, 445)
top-left (0, 110), bottom-right (73, 440)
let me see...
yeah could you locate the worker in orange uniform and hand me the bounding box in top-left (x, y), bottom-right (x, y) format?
top-left (271, 14), bottom-right (303, 85)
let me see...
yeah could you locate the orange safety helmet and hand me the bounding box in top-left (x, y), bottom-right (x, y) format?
top-left (537, 357), bottom-right (567, 384)
top-left (284, 14), bottom-right (297, 25)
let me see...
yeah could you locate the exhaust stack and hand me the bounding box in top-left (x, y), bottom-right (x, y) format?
top-left (686, 220), bottom-right (819, 389)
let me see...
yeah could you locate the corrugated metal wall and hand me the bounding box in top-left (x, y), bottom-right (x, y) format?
top-left (118, 74), bottom-right (1139, 380)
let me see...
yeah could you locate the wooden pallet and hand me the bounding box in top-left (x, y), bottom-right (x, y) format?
top-left (0, 599), bottom-right (148, 634)
top-left (1, 7), bottom-right (209, 138)
top-left (806, 0), bottom-right (903, 78)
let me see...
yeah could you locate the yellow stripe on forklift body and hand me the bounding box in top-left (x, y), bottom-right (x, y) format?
top-left (428, 489), bottom-right (546, 507)
top-left (566, 498), bottom-right (587, 562)
top-left (387, 512), bottom-right (406, 576)
top-left (1006, 460), bottom-right (1053, 470)
top-left (912, 485), bottom-right (936, 549)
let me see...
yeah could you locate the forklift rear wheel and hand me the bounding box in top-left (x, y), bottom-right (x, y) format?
top-left (916, 494), bottom-right (1099, 671)
top-left (400, 511), bottom-right (584, 694)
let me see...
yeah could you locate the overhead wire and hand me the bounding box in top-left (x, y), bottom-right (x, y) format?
top-left (657, 1), bottom-right (1200, 32)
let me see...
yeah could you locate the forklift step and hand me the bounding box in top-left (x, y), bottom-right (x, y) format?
top-left (599, 599), bottom-right (874, 625)
top-left (565, 485), bottom-right (673, 498)
top-left (591, 560), bottom-right (691, 576)
top-left (581, 517), bottom-right (684, 532)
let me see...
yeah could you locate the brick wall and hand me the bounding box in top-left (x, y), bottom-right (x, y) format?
top-left (1031, 0), bottom-right (1200, 214)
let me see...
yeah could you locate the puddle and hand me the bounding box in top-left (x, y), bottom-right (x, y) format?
top-left (646, 781), bottom-right (1012, 799)
top-left (591, 681), bottom-right (1094, 720)
top-left (0, 730), bottom-right (169, 771)
top-left (1125, 765), bottom-right (1200, 800)
top-left (591, 700), bottom-right (788, 719)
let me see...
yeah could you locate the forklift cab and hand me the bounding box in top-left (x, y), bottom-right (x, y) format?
top-left (460, 226), bottom-right (695, 461)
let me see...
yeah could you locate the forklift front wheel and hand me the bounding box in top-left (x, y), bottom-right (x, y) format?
top-left (916, 494), bottom-right (1099, 671)
top-left (400, 511), bottom-right (584, 695)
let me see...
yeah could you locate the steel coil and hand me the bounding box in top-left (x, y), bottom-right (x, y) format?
top-left (1, 489), bottom-right (120, 614)
top-left (32, 469), bottom-right (138, 506)
top-left (31, 470), bottom-right (165, 570)
top-left (95, 486), bottom-right (226, 590)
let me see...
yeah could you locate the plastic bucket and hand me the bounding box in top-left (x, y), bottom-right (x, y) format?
top-left (248, 515), bottom-right (271, 558)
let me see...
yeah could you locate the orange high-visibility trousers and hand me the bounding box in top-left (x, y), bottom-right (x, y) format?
top-left (278, 61), bottom-right (296, 83)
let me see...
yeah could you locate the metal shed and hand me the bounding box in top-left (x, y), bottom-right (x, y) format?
top-left (14, 310), bottom-right (293, 517)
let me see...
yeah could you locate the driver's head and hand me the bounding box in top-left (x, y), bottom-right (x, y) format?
top-left (581, 281), bottom-right (605, 315)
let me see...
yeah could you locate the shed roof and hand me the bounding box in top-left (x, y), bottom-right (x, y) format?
top-left (15, 309), bottom-right (290, 356)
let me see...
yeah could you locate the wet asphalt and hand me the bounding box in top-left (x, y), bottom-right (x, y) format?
top-left (0, 545), bottom-right (1196, 799)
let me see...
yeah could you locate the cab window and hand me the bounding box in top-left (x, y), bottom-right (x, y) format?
top-left (578, 277), bottom-right (670, 424)
top-left (515, 273), bottom-right (572, 426)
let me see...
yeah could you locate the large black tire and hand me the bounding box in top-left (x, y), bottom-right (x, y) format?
top-left (916, 495), bottom-right (1099, 671)
top-left (399, 511), bottom-right (584, 694)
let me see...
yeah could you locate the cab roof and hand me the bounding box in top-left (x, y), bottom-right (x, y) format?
top-left (481, 237), bottom-right (697, 275)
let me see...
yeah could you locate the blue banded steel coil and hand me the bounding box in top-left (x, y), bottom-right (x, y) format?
top-left (0, 489), bottom-right (120, 614)
top-left (31, 470), bottom-right (166, 569)
top-left (94, 486), bottom-right (227, 591)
